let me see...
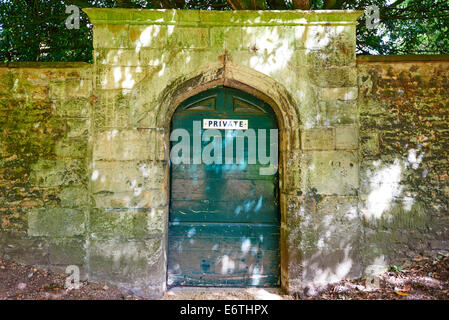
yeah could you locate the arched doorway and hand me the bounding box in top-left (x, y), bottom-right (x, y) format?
top-left (167, 86), bottom-right (280, 287)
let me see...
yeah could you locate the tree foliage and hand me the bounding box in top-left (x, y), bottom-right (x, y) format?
top-left (0, 0), bottom-right (448, 62)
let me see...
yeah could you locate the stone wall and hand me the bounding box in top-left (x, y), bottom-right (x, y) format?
top-left (0, 63), bottom-right (92, 277)
top-left (358, 55), bottom-right (449, 272)
top-left (0, 9), bottom-right (448, 299)
top-left (84, 8), bottom-right (363, 296)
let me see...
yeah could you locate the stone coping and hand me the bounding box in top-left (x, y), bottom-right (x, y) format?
top-left (2, 55), bottom-right (448, 68)
top-left (0, 62), bottom-right (92, 68)
top-left (357, 54), bottom-right (449, 63)
top-left (83, 8), bottom-right (363, 26)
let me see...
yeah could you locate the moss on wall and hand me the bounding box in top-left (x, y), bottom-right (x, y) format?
top-left (0, 64), bottom-right (92, 276)
top-left (358, 57), bottom-right (449, 267)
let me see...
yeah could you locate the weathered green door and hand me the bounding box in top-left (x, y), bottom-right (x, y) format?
top-left (167, 86), bottom-right (280, 287)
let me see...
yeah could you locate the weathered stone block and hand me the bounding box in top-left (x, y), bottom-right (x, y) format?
top-left (49, 78), bottom-right (91, 100)
top-left (93, 129), bottom-right (153, 161)
top-left (30, 159), bottom-right (87, 187)
top-left (89, 239), bottom-right (148, 282)
top-left (241, 26), bottom-right (296, 52)
top-left (301, 128), bottom-right (335, 151)
top-left (2, 232), bottom-right (49, 266)
top-left (304, 25), bottom-right (356, 50)
top-left (320, 87), bottom-right (358, 101)
top-left (90, 209), bottom-right (135, 240)
top-left (49, 80), bottom-right (65, 100)
top-left (317, 195), bottom-right (359, 215)
top-left (283, 194), bottom-right (314, 290)
top-left (302, 150), bottom-right (359, 195)
top-left (292, 26), bottom-right (307, 49)
top-left (308, 66), bottom-right (357, 88)
top-left (65, 78), bottom-right (92, 98)
top-left (88, 238), bottom-right (166, 296)
top-left (91, 160), bottom-right (165, 194)
top-left (28, 207), bottom-right (86, 237)
top-left (313, 196), bottom-right (361, 249)
top-left (335, 125), bottom-right (358, 150)
top-left (60, 186), bottom-right (89, 208)
top-left (92, 189), bottom-right (168, 209)
top-left (66, 119), bottom-right (89, 138)
top-left (210, 27), bottom-right (243, 51)
top-left (183, 27), bottom-right (210, 49)
top-left (29, 160), bottom-right (62, 187)
top-left (55, 138), bottom-right (88, 158)
top-left (134, 207), bottom-right (168, 238)
top-left (55, 98), bottom-right (90, 118)
top-left (301, 247), bottom-right (363, 290)
top-left (93, 25), bottom-right (131, 49)
top-left (97, 66), bottom-right (150, 90)
top-left (129, 25), bottom-right (167, 49)
top-left (94, 89), bottom-right (131, 129)
top-left (95, 49), bottom-right (140, 67)
top-left (305, 47), bottom-right (356, 68)
top-left (318, 100), bottom-right (357, 126)
top-left (361, 131), bottom-right (380, 156)
top-left (129, 88), bottom-right (159, 128)
top-left (48, 238), bottom-right (86, 265)
top-left (361, 198), bottom-right (430, 230)
top-left (291, 79), bottom-right (319, 128)
top-left (167, 27), bottom-right (209, 49)
top-left (138, 49), bottom-right (163, 67)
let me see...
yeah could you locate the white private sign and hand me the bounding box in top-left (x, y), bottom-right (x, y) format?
top-left (202, 119), bottom-right (248, 130)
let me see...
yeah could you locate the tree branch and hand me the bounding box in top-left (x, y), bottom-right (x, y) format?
top-left (173, 0), bottom-right (186, 9)
top-left (292, 0), bottom-right (310, 10)
top-left (227, 0), bottom-right (267, 10)
top-left (227, 0), bottom-right (248, 9)
top-left (382, 13), bottom-right (449, 21)
top-left (151, 0), bottom-right (175, 9)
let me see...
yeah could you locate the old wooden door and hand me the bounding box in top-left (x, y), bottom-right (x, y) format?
top-left (167, 86), bottom-right (280, 287)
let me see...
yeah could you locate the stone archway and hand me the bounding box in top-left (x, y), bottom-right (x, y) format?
top-left (156, 57), bottom-right (300, 133)
top-left (145, 59), bottom-right (302, 293)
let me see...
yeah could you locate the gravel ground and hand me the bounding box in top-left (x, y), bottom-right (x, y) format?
top-left (1, 252), bottom-right (448, 300)
top-left (0, 258), bottom-right (137, 300)
top-left (162, 287), bottom-right (292, 300)
top-left (299, 252), bottom-right (449, 300)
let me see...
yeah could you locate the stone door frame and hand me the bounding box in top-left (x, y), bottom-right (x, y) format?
top-left (153, 59), bottom-right (301, 292)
